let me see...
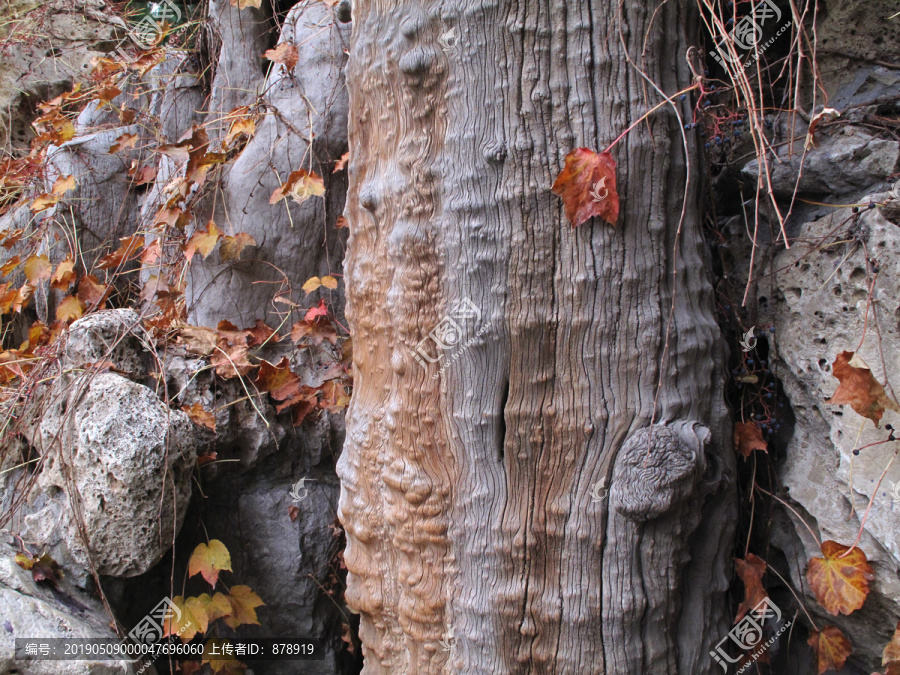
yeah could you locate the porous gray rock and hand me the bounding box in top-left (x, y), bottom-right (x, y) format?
top-left (37, 373), bottom-right (196, 577)
top-left (63, 309), bottom-right (152, 381)
top-left (769, 195), bottom-right (900, 665)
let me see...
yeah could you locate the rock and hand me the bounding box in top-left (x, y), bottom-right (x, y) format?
top-left (742, 127), bottom-right (900, 198)
top-left (63, 309), bottom-right (151, 381)
top-left (771, 194), bottom-right (900, 666)
top-left (0, 542), bottom-right (139, 674)
top-left (37, 373), bottom-right (196, 577)
top-left (185, 1), bottom-right (350, 328)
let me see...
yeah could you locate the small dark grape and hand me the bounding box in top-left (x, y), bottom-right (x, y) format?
top-left (769, 326), bottom-right (776, 333)
top-left (853, 449), bottom-right (860, 456)
top-left (868, 202), bottom-right (876, 210)
top-left (852, 206), bottom-right (859, 213)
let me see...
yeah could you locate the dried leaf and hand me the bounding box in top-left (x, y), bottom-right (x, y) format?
top-left (109, 132), bottom-right (138, 154)
top-left (30, 194), bottom-right (59, 212)
top-left (807, 540), bottom-right (874, 616)
top-left (269, 169), bottom-right (325, 205)
top-left (16, 552), bottom-right (61, 584)
top-left (188, 540), bottom-right (232, 587)
top-left (290, 320), bottom-right (338, 346)
top-left (734, 554), bottom-right (768, 622)
top-left (56, 296), bottom-right (84, 322)
top-left (335, 215), bottom-right (348, 229)
top-left (222, 585), bottom-right (264, 629)
top-left (23, 254), bottom-right (51, 283)
top-left (182, 402), bottom-right (216, 431)
top-left (827, 351), bottom-right (900, 427)
top-left (230, 0), bottom-right (261, 8)
top-left (97, 235), bottom-right (143, 270)
top-left (551, 147), bottom-right (620, 227)
top-left (246, 319), bottom-right (278, 347)
top-left (883, 621), bottom-right (900, 667)
top-left (95, 85), bottom-right (122, 103)
top-left (0, 256), bottom-right (20, 276)
top-left (219, 233), bottom-right (256, 261)
top-left (184, 221), bottom-right (221, 262)
top-left (808, 625), bottom-right (852, 674)
top-left (224, 117), bottom-right (256, 147)
top-left (255, 357), bottom-right (302, 401)
top-left (202, 638), bottom-right (246, 674)
top-left (51, 175), bottom-right (76, 195)
top-left (50, 258), bottom-right (76, 291)
top-left (734, 421), bottom-right (768, 458)
top-left (333, 152), bottom-right (349, 173)
top-left (264, 43), bottom-right (299, 70)
top-left (77, 275), bottom-right (108, 307)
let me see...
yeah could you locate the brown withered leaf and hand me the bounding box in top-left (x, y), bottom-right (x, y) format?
top-left (884, 621), bottom-right (900, 669)
top-left (56, 295), bottom-right (84, 322)
top-left (808, 625), bottom-right (852, 675)
top-left (807, 540), bottom-right (874, 616)
top-left (50, 258), bottom-right (76, 291)
top-left (184, 221), bottom-right (221, 262)
top-left (51, 174), bottom-right (76, 195)
top-left (269, 169), bottom-right (325, 205)
top-left (182, 402), bottom-right (216, 432)
top-left (288, 505), bottom-right (300, 521)
top-left (0, 256), bottom-right (20, 276)
top-left (109, 132), bottom-right (138, 154)
top-left (23, 254), bottom-right (51, 283)
top-left (734, 553), bottom-right (768, 622)
top-left (246, 319), bottom-right (278, 347)
top-left (333, 152), bottom-right (349, 173)
top-left (77, 274), bottom-right (108, 307)
top-left (30, 194), bottom-right (59, 212)
top-left (264, 43), bottom-right (299, 70)
top-left (551, 147), bottom-right (619, 227)
top-left (734, 421), bottom-right (768, 458)
top-left (97, 235), bottom-right (143, 270)
top-left (219, 233), bottom-right (256, 261)
top-left (255, 357), bottom-right (302, 401)
top-left (827, 351), bottom-right (900, 427)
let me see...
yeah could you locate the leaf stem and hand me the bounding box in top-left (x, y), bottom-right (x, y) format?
top-left (602, 83), bottom-right (700, 155)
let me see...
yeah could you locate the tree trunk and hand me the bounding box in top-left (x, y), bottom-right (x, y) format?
top-left (337, 1), bottom-right (736, 673)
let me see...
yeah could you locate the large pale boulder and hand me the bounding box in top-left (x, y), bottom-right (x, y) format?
top-left (36, 372), bottom-right (196, 577)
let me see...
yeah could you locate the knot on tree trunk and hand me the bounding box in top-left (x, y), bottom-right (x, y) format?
top-left (610, 421), bottom-right (710, 523)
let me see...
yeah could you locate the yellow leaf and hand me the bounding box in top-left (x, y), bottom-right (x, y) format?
top-left (0, 256), bottom-right (20, 276)
top-left (224, 118), bottom-right (256, 147)
top-left (269, 169), bottom-right (325, 205)
top-left (264, 43), bottom-right (299, 70)
top-left (302, 276), bottom-right (322, 294)
top-left (56, 296), bottom-right (84, 322)
top-left (219, 233), bottom-right (256, 261)
top-left (184, 221), bottom-right (221, 262)
top-left (320, 275), bottom-right (338, 289)
top-left (50, 258), bottom-right (76, 291)
top-left (30, 194), bottom-right (60, 213)
top-left (222, 585), bottom-right (264, 629)
top-left (51, 175), bottom-right (76, 195)
top-left (188, 540), bottom-right (232, 587)
top-left (163, 596), bottom-right (208, 643)
top-left (230, 0), bottom-right (261, 7)
top-left (202, 639), bottom-right (246, 674)
top-left (23, 254), bottom-right (51, 283)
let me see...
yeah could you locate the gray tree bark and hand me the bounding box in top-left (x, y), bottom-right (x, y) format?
top-left (337, 1), bottom-right (736, 673)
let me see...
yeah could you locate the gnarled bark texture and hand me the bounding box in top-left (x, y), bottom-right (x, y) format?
top-left (337, 1), bottom-right (736, 673)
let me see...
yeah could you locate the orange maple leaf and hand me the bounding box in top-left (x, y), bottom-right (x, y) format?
top-left (827, 351), bottom-right (899, 427)
top-left (807, 540), bottom-right (874, 615)
top-left (551, 148), bottom-right (619, 227)
top-left (188, 540), bottom-right (232, 587)
top-left (808, 625), bottom-right (852, 674)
